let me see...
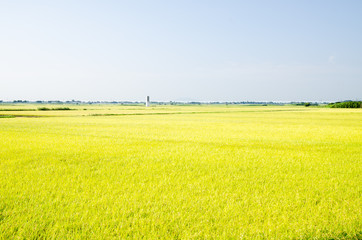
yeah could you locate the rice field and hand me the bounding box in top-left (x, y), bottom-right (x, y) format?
top-left (0, 105), bottom-right (361, 239)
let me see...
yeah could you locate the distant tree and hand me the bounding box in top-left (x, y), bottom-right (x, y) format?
top-left (330, 101), bottom-right (362, 108)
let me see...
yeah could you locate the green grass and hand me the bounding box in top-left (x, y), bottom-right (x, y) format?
top-left (0, 105), bottom-right (361, 239)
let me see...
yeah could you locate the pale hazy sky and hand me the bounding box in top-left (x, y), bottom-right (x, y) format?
top-left (1, 1), bottom-right (361, 102)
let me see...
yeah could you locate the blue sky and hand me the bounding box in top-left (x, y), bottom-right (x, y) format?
top-left (1, 0), bottom-right (361, 101)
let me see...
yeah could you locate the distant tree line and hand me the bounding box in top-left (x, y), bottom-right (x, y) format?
top-left (1, 100), bottom-right (360, 107)
top-left (293, 102), bottom-right (320, 107)
top-left (328, 101), bottom-right (362, 108)
top-left (38, 107), bottom-right (73, 111)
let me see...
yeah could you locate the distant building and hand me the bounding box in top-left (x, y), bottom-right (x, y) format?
top-left (146, 96), bottom-right (150, 107)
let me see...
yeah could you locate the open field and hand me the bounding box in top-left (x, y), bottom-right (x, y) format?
top-left (0, 105), bottom-right (361, 239)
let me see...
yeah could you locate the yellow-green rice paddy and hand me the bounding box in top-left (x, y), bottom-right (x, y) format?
top-left (0, 105), bottom-right (361, 239)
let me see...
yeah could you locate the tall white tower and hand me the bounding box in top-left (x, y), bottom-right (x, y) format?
top-left (146, 96), bottom-right (150, 107)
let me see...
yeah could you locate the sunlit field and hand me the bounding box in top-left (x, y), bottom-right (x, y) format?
top-left (0, 105), bottom-right (361, 239)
